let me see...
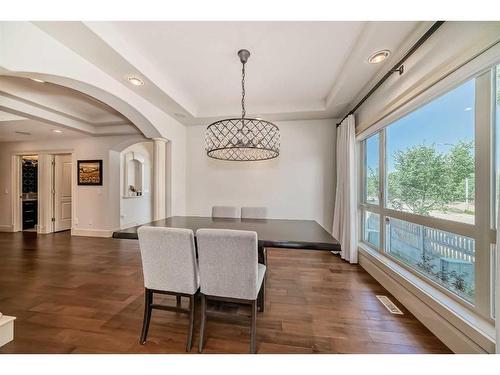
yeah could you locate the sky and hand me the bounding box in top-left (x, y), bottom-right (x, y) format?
top-left (366, 79), bottom-right (476, 172)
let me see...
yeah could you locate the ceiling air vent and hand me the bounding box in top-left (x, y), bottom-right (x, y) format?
top-left (15, 131), bottom-right (31, 136)
top-left (376, 295), bottom-right (403, 315)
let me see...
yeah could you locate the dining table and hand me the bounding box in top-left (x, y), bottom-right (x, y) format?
top-left (112, 216), bottom-right (341, 261)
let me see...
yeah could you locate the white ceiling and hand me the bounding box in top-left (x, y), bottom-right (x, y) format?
top-left (0, 110), bottom-right (85, 142)
top-left (0, 76), bottom-right (141, 141)
top-left (108, 21), bottom-right (365, 116)
top-left (0, 76), bottom-right (127, 124)
top-left (35, 21), bottom-right (430, 126)
top-left (0, 111), bottom-right (24, 122)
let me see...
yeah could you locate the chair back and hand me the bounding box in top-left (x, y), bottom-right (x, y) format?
top-left (137, 226), bottom-right (199, 294)
top-left (196, 229), bottom-right (258, 300)
top-left (241, 206), bottom-right (267, 219)
top-left (211, 206), bottom-right (240, 218)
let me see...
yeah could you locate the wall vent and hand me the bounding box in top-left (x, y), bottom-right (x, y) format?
top-left (376, 295), bottom-right (403, 315)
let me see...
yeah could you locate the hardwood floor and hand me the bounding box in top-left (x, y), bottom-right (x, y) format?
top-left (0, 231), bottom-right (451, 354)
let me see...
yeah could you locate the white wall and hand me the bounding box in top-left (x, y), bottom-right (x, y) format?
top-left (120, 142), bottom-right (153, 228)
top-left (0, 135), bottom-right (148, 236)
top-left (186, 119), bottom-right (336, 231)
top-left (0, 22), bottom-right (188, 218)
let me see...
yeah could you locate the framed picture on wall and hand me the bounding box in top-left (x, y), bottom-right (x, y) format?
top-left (77, 160), bottom-right (103, 186)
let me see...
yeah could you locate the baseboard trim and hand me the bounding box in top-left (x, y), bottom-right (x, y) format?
top-left (120, 219), bottom-right (151, 230)
top-left (0, 224), bottom-right (14, 232)
top-left (359, 246), bottom-right (494, 353)
top-left (71, 228), bottom-right (114, 238)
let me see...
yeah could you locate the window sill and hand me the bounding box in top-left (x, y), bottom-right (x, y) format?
top-left (358, 243), bottom-right (495, 353)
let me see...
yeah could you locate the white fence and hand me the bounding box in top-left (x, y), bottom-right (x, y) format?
top-left (388, 218), bottom-right (475, 263)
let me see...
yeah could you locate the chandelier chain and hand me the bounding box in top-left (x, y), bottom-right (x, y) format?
top-left (241, 61), bottom-right (246, 119)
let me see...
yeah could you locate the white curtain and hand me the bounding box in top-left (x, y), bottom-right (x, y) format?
top-left (332, 114), bottom-right (357, 263)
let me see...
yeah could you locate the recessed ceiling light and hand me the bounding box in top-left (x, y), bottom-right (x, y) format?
top-left (52, 129), bottom-right (63, 134)
top-left (30, 78), bottom-right (45, 83)
top-left (368, 50), bottom-right (391, 64)
top-left (127, 76), bottom-right (144, 86)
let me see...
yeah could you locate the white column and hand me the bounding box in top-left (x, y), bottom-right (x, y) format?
top-left (152, 138), bottom-right (167, 221)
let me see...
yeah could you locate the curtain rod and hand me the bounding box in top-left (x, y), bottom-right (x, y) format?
top-left (336, 21), bottom-right (445, 128)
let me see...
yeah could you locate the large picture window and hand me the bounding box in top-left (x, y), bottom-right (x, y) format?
top-left (386, 81), bottom-right (475, 224)
top-left (360, 64), bottom-right (498, 320)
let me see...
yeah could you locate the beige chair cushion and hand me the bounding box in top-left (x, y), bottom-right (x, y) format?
top-left (196, 228), bottom-right (266, 300)
top-left (137, 226), bottom-right (199, 294)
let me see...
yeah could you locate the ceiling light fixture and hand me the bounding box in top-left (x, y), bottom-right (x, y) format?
top-left (205, 49), bottom-right (280, 161)
top-left (127, 76), bottom-right (144, 86)
top-left (368, 50), bottom-right (390, 64)
top-left (30, 78), bottom-right (45, 83)
top-left (52, 129), bottom-right (63, 134)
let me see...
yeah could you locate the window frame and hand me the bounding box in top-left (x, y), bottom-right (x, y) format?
top-left (362, 209), bottom-right (381, 248)
top-left (358, 60), bottom-right (500, 322)
top-left (361, 132), bottom-right (381, 207)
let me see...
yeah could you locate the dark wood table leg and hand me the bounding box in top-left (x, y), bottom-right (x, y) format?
top-left (258, 246), bottom-right (267, 265)
top-left (257, 247), bottom-right (267, 312)
top-left (258, 280), bottom-right (265, 312)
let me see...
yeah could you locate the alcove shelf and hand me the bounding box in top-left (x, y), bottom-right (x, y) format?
top-left (123, 151), bottom-right (146, 198)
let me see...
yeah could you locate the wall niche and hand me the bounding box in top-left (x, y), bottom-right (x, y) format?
top-left (123, 151), bottom-right (145, 198)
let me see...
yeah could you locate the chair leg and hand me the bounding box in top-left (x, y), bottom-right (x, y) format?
top-left (176, 295), bottom-right (182, 309)
top-left (186, 294), bottom-right (195, 352)
top-left (250, 300), bottom-right (257, 354)
top-left (140, 289), bottom-right (153, 344)
top-left (198, 294), bottom-right (207, 353)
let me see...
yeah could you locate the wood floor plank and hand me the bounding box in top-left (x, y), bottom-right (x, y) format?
top-left (0, 231), bottom-right (451, 353)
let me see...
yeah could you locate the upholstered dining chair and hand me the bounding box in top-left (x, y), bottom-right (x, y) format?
top-left (137, 226), bottom-right (199, 352)
top-left (241, 206), bottom-right (267, 219)
top-left (196, 228), bottom-right (266, 354)
top-left (211, 205), bottom-right (240, 218)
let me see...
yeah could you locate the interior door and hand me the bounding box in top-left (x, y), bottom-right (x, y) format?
top-left (54, 154), bottom-right (72, 232)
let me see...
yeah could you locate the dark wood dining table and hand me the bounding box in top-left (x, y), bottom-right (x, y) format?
top-left (112, 216), bottom-right (340, 252)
